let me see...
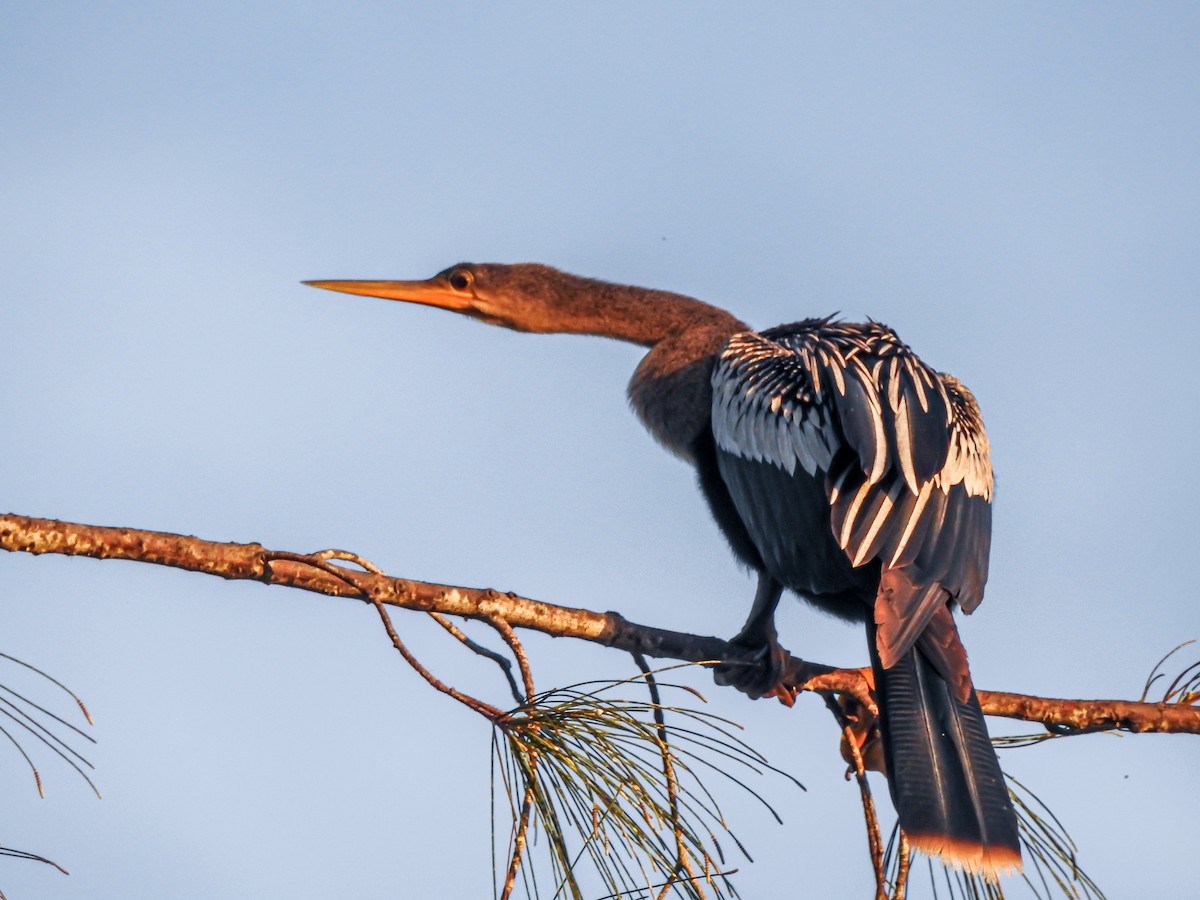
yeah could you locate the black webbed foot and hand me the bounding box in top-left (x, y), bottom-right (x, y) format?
top-left (713, 573), bottom-right (793, 703)
top-left (713, 628), bottom-right (793, 704)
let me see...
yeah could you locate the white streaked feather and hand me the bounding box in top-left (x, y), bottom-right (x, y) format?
top-left (807, 414), bottom-right (834, 472)
top-left (749, 409), bottom-right (776, 466)
top-left (787, 413), bottom-right (820, 475)
top-left (838, 478), bottom-right (874, 550)
top-left (809, 359), bottom-right (823, 397)
top-left (894, 394), bottom-right (920, 494)
top-left (717, 392), bottom-right (748, 458)
top-left (771, 412), bottom-right (796, 474)
top-left (828, 461), bottom-right (854, 507)
top-left (935, 430), bottom-right (992, 499)
top-left (711, 394), bottom-right (735, 453)
top-left (750, 404), bottom-right (773, 464)
top-left (851, 484), bottom-right (898, 567)
top-left (828, 357), bottom-right (846, 395)
top-left (887, 357), bottom-right (901, 411)
top-left (737, 402), bottom-right (761, 462)
top-left (855, 365), bottom-right (888, 484)
top-left (911, 365), bottom-right (930, 413)
top-left (889, 479), bottom-right (935, 566)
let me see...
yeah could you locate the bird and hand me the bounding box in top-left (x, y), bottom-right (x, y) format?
top-left (305, 262), bottom-right (1022, 879)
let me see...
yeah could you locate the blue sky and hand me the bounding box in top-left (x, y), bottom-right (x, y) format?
top-left (3, 4), bottom-right (1198, 897)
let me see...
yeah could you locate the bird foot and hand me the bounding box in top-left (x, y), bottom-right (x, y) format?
top-left (713, 633), bottom-right (795, 706)
top-left (836, 674), bottom-right (885, 775)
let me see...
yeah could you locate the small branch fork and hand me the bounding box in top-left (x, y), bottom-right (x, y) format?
top-left (266, 550), bottom-right (540, 899)
top-left (824, 694), bottom-right (887, 900)
top-left (820, 691), bottom-right (912, 899)
top-left (4, 515), bottom-right (1200, 736)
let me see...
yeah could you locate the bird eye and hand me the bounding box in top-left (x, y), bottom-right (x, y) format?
top-left (448, 270), bottom-right (473, 291)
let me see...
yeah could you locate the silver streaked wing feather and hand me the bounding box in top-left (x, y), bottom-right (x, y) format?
top-left (711, 322), bottom-right (993, 629)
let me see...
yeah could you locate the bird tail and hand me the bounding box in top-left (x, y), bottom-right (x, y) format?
top-left (869, 622), bottom-right (1022, 880)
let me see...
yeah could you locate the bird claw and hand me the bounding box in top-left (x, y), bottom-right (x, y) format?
top-left (713, 634), bottom-right (794, 705)
top-left (836, 683), bottom-right (886, 774)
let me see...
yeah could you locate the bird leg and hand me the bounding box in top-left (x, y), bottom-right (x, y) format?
top-left (835, 668), bottom-right (886, 775)
top-left (713, 574), bottom-right (793, 703)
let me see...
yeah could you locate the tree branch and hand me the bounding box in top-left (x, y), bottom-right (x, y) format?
top-left (4, 514), bottom-right (1198, 736)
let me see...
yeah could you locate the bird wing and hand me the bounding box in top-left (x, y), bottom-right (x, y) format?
top-left (711, 320), bottom-right (993, 673)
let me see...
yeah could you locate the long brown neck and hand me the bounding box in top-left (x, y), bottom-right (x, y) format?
top-left (550, 276), bottom-right (750, 460)
top-left (485, 266), bottom-right (750, 462)
top-left (533, 271), bottom-right (747, 346)
top-left (596, 281), bottom-right (747, 462)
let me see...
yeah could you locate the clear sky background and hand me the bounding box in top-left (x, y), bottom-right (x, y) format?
top-left (2, 4), bottom-right (1198, 898)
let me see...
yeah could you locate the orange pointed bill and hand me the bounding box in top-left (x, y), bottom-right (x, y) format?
top-left (302, 278), bottom-right (472, 313)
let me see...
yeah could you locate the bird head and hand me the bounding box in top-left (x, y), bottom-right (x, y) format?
top-left (305, 262), bottom-right (573, 333)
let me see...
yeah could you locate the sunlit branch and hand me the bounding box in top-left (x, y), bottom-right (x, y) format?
top-left (4, 514), bottom-right (1198, 736)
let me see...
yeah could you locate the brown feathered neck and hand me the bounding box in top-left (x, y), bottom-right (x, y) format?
top-left (462, 263), bottom-right (748, 347)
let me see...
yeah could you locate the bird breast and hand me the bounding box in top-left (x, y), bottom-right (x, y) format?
top-left (627, 328), bottom-right (737, 463)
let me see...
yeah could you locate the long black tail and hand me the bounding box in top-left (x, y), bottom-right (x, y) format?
top-left (871, 630), bottom-right (1022, 879)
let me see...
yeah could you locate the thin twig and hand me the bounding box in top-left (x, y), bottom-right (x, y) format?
top-left (632, 652), bottom-right (705, 900)
top-left (0, 845), bottom-right (69, 875)
top-left (501, 781), bottom-right (537, 900)
top-left (0, 692), bottom-right (95, 769)
top-left (371, 599), bottom-right (505, 720)
top-left (0, 681), bottom-right (96, 747)
top-left (824, 696), bottom-right (887, 900)
top-left (430, 613), bottom-right (525, 705)
top-left (0, 719), bottom-right (44, 798)
top-left (487, 616), bottom-right (535, 706)
top-left (310, 548), bottom-right (386, 575)
top-left (0, 704), bottom-right (101, 798)
top-left (0, 652), bottom-right (94, 725)
top-left (590, 869), bottom-right (742, 900)
top-left (264, 551), bottom-right (505, 721)
top-left (892, 831), bottom-right (910, 900)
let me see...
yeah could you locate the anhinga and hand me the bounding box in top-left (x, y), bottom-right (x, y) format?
top-left (306, 263), bottom-right (1022, 879)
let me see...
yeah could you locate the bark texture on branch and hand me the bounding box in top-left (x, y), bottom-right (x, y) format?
top-left (3, 513), bottom-right (1198, 735)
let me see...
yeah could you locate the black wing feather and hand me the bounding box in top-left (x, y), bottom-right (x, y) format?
top-left (711, 321), bottom-right (1018, 876)
top-left (712, 321), bottom-right (994, 658)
